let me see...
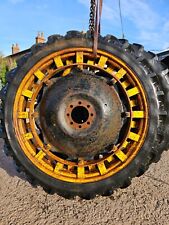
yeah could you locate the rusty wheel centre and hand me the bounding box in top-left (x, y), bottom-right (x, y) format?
top-left (39, 71), bottom-right (122, 158)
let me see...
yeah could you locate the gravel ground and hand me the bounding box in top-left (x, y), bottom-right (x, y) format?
top-left (0, 139), bottom-right (169, 225)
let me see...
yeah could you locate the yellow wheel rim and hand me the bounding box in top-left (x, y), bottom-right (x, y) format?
top-left (13, 48), bottom-right (148, 183)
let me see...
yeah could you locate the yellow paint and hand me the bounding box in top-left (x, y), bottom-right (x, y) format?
top-left (88, 164), bottom-right (96, 171)
top-left (25, 142), bottom-right (36, 156)
top-left (106, 67), bottom-right (114, 75)
top-left (34, 70), bottom-right (45, 81)
top-left (76, 52), bottom-right (83, 69)
top-left (98, 56), bottom-right (108, 68)
top-left (121, 80), bottom-right (130, 89)
top-left (63, 68), bottom-right (72, 76)
top-left (54, 162), bottom-right (64, 173)
top-left (122, 141), bottom-right (129, 148)
top-left (130, 100), bottom-right (137, 107)
top-left (128, 132), bottom-right (140, 142)
top-left (54, 56), bottom-right (64, 68)
top-left (62, 60), bottom-right (73, 76)
top-left (18, 112), bottom-right (29, 119)
top-left (24, 132), bottom-right (33, 140)
top-left (46, 144), bottom-right (52, 151)
top-left (114, 149), bottom-right (127, 162)
top-left (107, 155), bottom-right (114, 163)
top-left (40, 160), bottom-right (53, 171)
top-left (127, 87), bottom-right (140, 97)
top-left (76, 52), bottom-right (83, 63)
top-left (87, 60), bottom-right (94, 65)
top-left (77, 166), bottom-right (85, 178)
top-left (97, 162), bottom-right (107, 175)
top-left (35, 150), bottom-right (46, 160)
top-left (22, 90), bottom-right (33, 98)
top-left (115, 68), bottom-right (126, 79)
top-left (132, 111), bottom-right (145, 118)
top-left (131, 121), bottom-right (137, 128)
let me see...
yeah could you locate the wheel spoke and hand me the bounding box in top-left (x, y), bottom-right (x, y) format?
top-left (54, 56), bottom-right (64, 68)
top-left (34, 70), bottom-right (45, 81)
top-left (22, 90), bottom-right (33, 98)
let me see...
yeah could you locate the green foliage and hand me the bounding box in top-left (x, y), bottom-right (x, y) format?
top-left (0, 54), bottom-right (17, 89)
top-left (0, 58), bottom-right (7, 86)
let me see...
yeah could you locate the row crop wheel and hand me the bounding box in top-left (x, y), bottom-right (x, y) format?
top-left (1, 31), bottom-right (169, 199)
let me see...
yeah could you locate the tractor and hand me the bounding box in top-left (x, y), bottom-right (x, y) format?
top-left (1, 0), bottom-right (169, 199)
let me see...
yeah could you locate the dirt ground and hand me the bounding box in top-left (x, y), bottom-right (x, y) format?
top-left (0, 139), bottom-right (169, 225)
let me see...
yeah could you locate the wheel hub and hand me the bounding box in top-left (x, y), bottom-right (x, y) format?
top-left (39, 70), bottom-right (122, 158)
top-left (65, 98), bottom-right (96, 130)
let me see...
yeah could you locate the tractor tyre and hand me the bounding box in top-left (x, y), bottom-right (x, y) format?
top-left (0, 31), bottom-right (169, 199)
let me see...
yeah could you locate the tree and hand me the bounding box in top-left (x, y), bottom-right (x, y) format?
top-left (0, 53), bottom-right (16, 89)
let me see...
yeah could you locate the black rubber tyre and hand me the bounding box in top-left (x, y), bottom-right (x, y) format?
top-left (1, 31), bottom-right (169, 199)
top-left (156, 56), bottom-right (169, 152)
top-left (111, 39), bottom-right (169, 162)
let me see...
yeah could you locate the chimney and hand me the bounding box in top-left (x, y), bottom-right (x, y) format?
top-left (12, 43), bottom-right (20, 54)
top-left (36, 32), bottom-right (45, 44)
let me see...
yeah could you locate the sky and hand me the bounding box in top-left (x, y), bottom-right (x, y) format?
top-left (0, 0), bottom-right (169, 56)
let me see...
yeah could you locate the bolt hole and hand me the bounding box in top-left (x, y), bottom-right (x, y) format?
top-left (70, 122), bottom-right (73, 125)
top-left (78, 101), bottom-right (82, 105)
top-left (70, 105), bottom-right (73, 108)
top-left (79, 125), bottom-right (82, 128)
top-left (67, 113), bottom-right (70, 117)
top-left (87, 105), bottom-right (90, 108)
top-left (87, 122), bottom-right (90, 125)
top-left (105, 104), bottom-right (107, 107)
top-left (91, 113), bottom-right (93, 116)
